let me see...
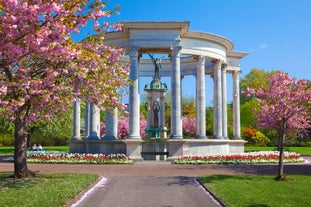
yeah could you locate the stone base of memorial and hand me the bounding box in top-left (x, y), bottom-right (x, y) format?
top-left (123, 139), bottom-right (144, 161)
top-left (141, 138), bottom-right (168, 161)
top-left (69, 139), bottom-right (126, 155)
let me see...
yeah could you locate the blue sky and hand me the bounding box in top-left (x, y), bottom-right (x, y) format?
top-left (77, 0), bottom-right (311, 104)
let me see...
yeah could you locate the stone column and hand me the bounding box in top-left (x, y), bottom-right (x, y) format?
top-left (72, 98), bottom-right (81, 139)
top-left (170, 47), bottom-right (183, 139)
top-left (146, 93), bottom-right (152, 127)
top-left (213, 60), bottom-right (223, 139)
top-left (103, 108), bottom-right (118, 140)
top-left (221, 64), bottom-right (228, 139)
top-left (128, 47), bottom-right (141, 139)
top-left (232, 71), bottom-right (241, 139)
top-left (88, 103), bottom-right (100, 139)
top-left (84, 101), bottom-right (90, 139)
top-left (160, 93), bottom-right (166, 129)
top-left (195, 56), bottom-right (206, 139)
top-left (180, 76), bottom-right (184, 117)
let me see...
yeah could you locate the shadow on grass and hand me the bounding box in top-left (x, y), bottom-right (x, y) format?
top-left (200, 174), bottom-right (278, 184)
top-left (0, 173), bottom-right (38, 189)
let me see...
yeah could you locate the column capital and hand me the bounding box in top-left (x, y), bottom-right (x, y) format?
top-left (194, 55), bottom-right (206, 65)
top-left (128, 47), bottom-right (139, 57)
top-left (170, 46), bottom-right (182, 57)
top-left (221, 63), bottom-right (227, 71)
top-left (232, 70), bottom-right (240, 78)
top-left (213, 59), bottom-right (226, 69)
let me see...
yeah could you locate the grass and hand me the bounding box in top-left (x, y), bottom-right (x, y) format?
top-left (1, 145), bottom-right (310, 155)
top-left (0, 146), bottom-right (69, 154)
top-left (0, 173), bottom-right (98, 207)
top-left (200, 175), bottom-right (311, 207)
top-left (245, 146), bottom-right (311, 155)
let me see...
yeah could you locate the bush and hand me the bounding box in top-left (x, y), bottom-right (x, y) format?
top-left (252, 131), bottom-right (270, 146)
top-left (0, 134), bottom-right (14, 146)
top-left (243, 127), bottom-right (270, 146)
top-left (30, 136), bottom-right (69, 146)
top-left (100, 115), bottom-right (147, 138)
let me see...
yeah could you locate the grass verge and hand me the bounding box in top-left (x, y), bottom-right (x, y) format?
top-left (0, 173), bottom-right (98, 207)
top-left (200, 175), bottom-right (311, 207)
top-left (2, 146), bottom-right (310, 155)
top-left (0, 146), bottom-right (69, 154)
top-left (245, 146), bottom-right (311, 155)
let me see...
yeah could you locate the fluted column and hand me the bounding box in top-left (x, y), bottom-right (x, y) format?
top-left (146, 93), bottom-right (152, 127)
top-left (72, 98), bottom-right (81, 139)
top-left (88, 103), bottom-right (100, 139)
top-left (180, 76), bottom-right (184, 117)
top-left (232, 71), bottom-right (241, 139)
top-left (84, 101), bottom-right (90, 139)
top-left (103, 108), bottom-right (118, 140)
top-left (160, 94), bottom-right (166, 129)
top-left (221, 64), bottom-right (228, 139)
top-left (170, 47), bottom-right (183, 139)
top-left (213, 60), bottom-right (223, 139)
top-left (128, 47), bottom-right (141, 139)
top-left (195, 56), bottom-right (206, 139)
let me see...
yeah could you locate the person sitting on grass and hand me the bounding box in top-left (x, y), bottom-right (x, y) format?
top-left (37, 144), bottom-right (43, 151)
top-left (32, 144), bottom-right (37, 151)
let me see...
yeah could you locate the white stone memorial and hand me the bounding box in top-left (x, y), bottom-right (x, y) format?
top-left (69, 21), bottom-right (248, 161)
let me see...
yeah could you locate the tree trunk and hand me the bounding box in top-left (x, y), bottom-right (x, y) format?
top-left (276, 121), bottom-right (286, 181)
top-left (14, 115), bottom-right (34, 178)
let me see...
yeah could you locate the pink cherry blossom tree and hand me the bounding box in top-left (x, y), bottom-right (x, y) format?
top-left (247, 72), bottom-right (311, 180)
top-left (182, 116), bottom-right (196, 138)
top-left (0, 0), bottom-right (129, 178)
top-left (100, 115), bottom-right (147, 138)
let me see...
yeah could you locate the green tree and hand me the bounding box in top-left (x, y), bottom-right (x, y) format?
top-left (240, 68), bottom-right (277, 104)
top-left (31, 107), bottom-right (73, 146)
top-left (182, 96), bottom-right (196, 117)
top-left (240, 99), bottom-right (258, 128)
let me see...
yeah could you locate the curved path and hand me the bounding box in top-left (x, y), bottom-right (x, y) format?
top-left (1, 157), bottom-right (310, 207)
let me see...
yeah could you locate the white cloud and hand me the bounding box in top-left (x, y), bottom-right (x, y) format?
top-left (259, 43), bottom-right (269, 49)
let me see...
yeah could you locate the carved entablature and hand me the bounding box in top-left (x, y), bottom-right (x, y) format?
top-left (102, 21), bottom-right (248, 77)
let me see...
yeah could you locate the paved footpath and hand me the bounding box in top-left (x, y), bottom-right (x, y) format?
top-left (1, 156), bottom-right (311, 207)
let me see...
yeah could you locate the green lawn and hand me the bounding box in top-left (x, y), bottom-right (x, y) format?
top-left (0, 173), bottom-right (98, 207)
top-left (0, 146), bottom-right (69, 154)
top-left (245, 146), bottom-right (311, 155)
top-left (1, 145), bottom-right (310, 155)
top-left (200, 175), bottom-right (311, 207)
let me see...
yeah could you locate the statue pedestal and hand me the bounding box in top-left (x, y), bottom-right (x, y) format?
top-left (144, 79), bottom-right (168, 139)
top-left (141, 138), bottom-right (168, 161)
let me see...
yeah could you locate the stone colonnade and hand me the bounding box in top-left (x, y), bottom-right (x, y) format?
top-left (72, 50), bottom-right (242, 141)
top-left (70, 21), bottom-right (247, 157)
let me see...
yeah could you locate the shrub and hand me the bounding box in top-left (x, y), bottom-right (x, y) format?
top-left (182, 116), bottom-right (196, 138)
top-left (243, 127), bottom-right (270, 146)
top-left (305, 141), bottom-right (311, 147)
top-left (101, 115), bottom-right (147, 138)
top-left (0, 134), bottom-right (14, 146)
top-left (252, 131), bottom-right (270, 146)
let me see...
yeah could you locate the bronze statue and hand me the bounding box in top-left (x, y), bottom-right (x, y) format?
top-left (148, 54), bottom-right (165, 80)
top-left (153, 101), bottom-right (160, 128)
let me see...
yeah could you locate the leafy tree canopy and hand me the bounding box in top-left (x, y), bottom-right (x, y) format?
top-left (0, 0), bottom-right (129, 178)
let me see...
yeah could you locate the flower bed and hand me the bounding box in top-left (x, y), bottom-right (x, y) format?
top-left (27, 151), bottom-right (133, 164)
top-left (175, 151), bottom-right (304, 164)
